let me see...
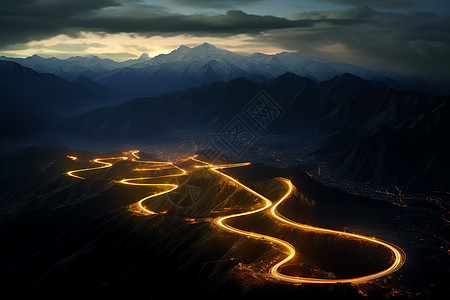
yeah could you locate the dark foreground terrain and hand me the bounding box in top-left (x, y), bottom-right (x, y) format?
top-left (0, 146), bottom-right (448, 299)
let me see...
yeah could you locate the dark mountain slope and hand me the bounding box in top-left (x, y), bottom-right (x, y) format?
top-left (0, 146), bottom-right (403, 299)
top-left (97, 58), bottom-right (269, 98)
top-left (0, 54), bottom-right (122, 81)
top-left (65, 72), bottom-right (447, 145)
top-left (4, 44), bottom-right (448, 97)
top-left (0, 60), bottom-right (120, 139)
top-left (63, 72), bottom-right (449, 191)
top-left (333, 100), bottom-right (450, 191)
top-left (64, 73), bottom-right (318, 142)
top-left (0, 60), bottom-right (118, 113)
top-left (64, 77), bottom-right (266, 141)
top-left (274, 74), bottom-right (447, 147)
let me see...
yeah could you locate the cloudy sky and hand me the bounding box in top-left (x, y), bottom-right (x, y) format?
top-left (1, 0), bottom-right (449, 77)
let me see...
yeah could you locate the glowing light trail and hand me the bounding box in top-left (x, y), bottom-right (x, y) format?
top-left (121, 150), bottom-right (187, 215)
top-left (66, 151), bottom-right (405, 284)
top-left (192, 157), bottom-right (405, 284)
top-left (119, 177), bottom-right (179, 215)
top-left (66, 156), bottom-right (127, 179)
top-left (268, 178), bottom-right (406, 283)
top-left (67, 151), bottom-right (187, 215)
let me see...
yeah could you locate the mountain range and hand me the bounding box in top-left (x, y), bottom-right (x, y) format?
top-left (0, 53), bottom-right (149, 81)
top-left (0, 60), bottom-right (120, 140)
top-left (62, 72), bottom-right (449, 192)
top-left (2, 43), bottom-right (449, 98)
top-left (1, 45), bottom-right (449, 297)
top-left (1, 44), bottom-right (449, 192)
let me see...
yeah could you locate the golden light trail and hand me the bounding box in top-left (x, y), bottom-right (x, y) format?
top-left (119, 177), bottom-right (179, 215)
top-left (130, 150), bottom-right (140, 160)
top-left (118, 164), bottom-right (186, 215)
top-left (66, 156), bottom-right (128, 179)
top-left (66, 151), bottom-right (405, 285)
top-left (66, 155), bottom-right (77, 160)
top-left (192, 157), bottom-right (406, 284)
top-left (268, 178), bottom-right (406, 284)
top-left (67, 150), bottom-right (187, 215)
top-left (121, 150), bottom-right (187, 215)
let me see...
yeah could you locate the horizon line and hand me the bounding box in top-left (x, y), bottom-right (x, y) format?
top-left (0, 42), bottom-right (300, 62)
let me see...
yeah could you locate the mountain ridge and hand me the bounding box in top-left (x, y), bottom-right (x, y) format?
top-left (62, 72), bottom-right (449, 191)
top-left (1, 54), bottom-right (448, 192)
top-left (0, 60), bottom-right (121, 140)
top-left (2, 43), bottom-right (448, 97)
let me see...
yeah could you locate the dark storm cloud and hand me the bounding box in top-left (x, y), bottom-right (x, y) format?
top-left (1, 0), bottom-right (449, 77)
top-left (0, 1), bottom-right (328, 47)
top-left (0, 0), bottom-right (121, 16)
top-left (315, 0), bottom-right (421, 9)
top-left (81, 10), bottom-right (329, 36)
top-left (292, 5), bottom-right (376, 20)
top-left (0, 0), bottom-right (121, 46)
top-left (169, 0), bottom-right (262, 8)
top-left (266, 6), bottom-right (450, 76)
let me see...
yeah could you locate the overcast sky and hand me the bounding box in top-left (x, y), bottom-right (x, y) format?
top-left (1, 0), bottom-right (449, 77)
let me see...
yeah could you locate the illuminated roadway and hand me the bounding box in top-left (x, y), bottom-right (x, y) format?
top-left (66, 150), bottom-right (405, 284)
top-left (269, 178), bottom-right (405, 283)
top-left (66, 156), bottom-right (128, 179)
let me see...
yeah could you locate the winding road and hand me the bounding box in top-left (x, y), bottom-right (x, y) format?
top-left (66, 150), bottom-right (405, 284)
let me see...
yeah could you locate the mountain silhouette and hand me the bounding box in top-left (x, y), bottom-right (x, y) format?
top-left (0, 60), bottom-right (120, 140)
top-left (63, 72), bottom-right (449, 191)
top-left (2, 44), bottom-right (448, 98)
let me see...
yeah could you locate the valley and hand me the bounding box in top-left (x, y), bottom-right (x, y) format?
top-left (1, 42), bottom-right (448, 299)
top-left (0, 147), bottom-right (428, 298)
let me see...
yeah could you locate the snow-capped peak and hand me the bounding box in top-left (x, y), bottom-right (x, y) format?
top-left (193, 42), bottom-right (217, 50)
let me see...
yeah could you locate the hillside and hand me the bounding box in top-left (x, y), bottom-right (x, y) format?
top-left (332, 100), bottom-right (450, 191)
top-left (63, 77), bottom-right (264, 140)
top-left (0, 60), bottom-right (120, 140)
top-left (0, 146), bottom-right (409, 298)
top-left (62, 73), bottom-right (450, 192)
top-left (3, 44), bottom-right (447, 98)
